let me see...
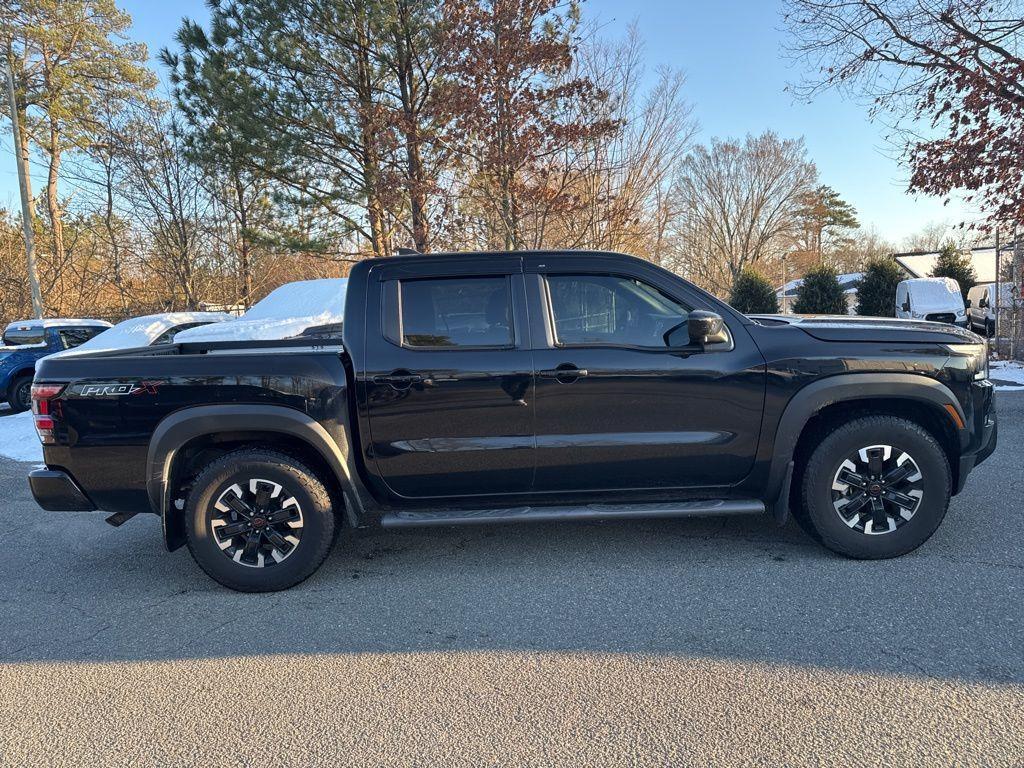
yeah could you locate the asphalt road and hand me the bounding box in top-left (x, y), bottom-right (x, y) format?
top-left (1, 397), bottom-right (1022, 767)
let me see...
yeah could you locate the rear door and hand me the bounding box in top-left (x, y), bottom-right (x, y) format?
top-left (358, 257), bottom-right (535, 500)
top-left (524, 255), bottom-right (765, 493)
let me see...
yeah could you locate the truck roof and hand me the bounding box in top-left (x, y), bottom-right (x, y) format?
top-left (4, 318), bottom-right (112, 331)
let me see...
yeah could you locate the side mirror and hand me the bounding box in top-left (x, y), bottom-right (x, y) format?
top-left (688, 310), bottom-right (729, 346)
top-left (964, 299), bottom-right (972, 309)
top-left (901, 300), bottom-right (911, 312)
top-left (978, 298), bottom-right (988, 309)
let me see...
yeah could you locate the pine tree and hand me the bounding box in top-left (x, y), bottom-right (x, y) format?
top-left (728, 267), bottom-right (779, 314)
top-left (855, 257), bottom-right (903, 317)
top-left (930, 242), bottom-right (976, 301)
top-left (795, 184), bottom-right (859, 261)
top-left (792, 264), bottom-right (847, 314)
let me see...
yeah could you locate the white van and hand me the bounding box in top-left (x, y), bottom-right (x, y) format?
top-left (895, 277), bottom-right (967, 327)
top-left (966, 282), bottom-right (1013, 336)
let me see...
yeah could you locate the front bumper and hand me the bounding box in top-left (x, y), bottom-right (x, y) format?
top-left (28, 469), bottom-right (96, 511)
top-left (953, 381), bottom-right (997, 494)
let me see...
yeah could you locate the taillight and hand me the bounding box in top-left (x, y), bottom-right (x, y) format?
top-left (31, 383), bottom-right (65, 444)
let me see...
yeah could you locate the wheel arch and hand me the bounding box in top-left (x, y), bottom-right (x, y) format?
top-left (148, 405), bottom-right (362, 551)
top-left (767, 374), bottom-right (966, 508)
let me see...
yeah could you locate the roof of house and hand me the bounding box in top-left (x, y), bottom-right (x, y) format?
top-left (892, 244), bottom-right (1018, 283)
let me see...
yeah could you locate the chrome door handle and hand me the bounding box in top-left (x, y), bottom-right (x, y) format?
top-left (372, 371), bottom-right (424, 390)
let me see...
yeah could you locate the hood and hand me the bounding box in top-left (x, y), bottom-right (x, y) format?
top-left (0, 342), bottom-right (47, 357)
top-left (748, 314), bottom-right (980, 344)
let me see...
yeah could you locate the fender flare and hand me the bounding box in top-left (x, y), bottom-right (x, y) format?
top-left (147, 404), bottom-right (361, 550)
top-left (764, 373), bottom-right (966, 502)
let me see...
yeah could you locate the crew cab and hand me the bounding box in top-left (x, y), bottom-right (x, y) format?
top-left (1, 319), bottom-right (111, 411)
top-left (27, 251), bottom-right (997, 591)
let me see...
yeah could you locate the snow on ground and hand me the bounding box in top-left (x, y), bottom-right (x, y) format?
top-left (991, 360), bottom-right (1024, 391)
top-left (175, 279), bottom-right (348, 343)
top-left (0, 410), bottom-right (43, 463)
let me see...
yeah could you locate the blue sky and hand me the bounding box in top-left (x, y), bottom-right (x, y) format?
top-left (0, 0), bottom-right (976, 243)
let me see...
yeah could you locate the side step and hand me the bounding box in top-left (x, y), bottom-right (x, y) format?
top-left (380, 499), bottom-right (765, 528)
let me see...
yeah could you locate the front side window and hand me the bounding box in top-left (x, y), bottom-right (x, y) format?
top-left (400, 277), bottom-right (513, 348)
top-left (546, 274), bottom-right (689, 348)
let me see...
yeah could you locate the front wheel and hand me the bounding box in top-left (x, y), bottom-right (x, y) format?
top-left (185, 449), bottom-right (337, 591)
top-left (798, 416), bottom-right (951, 559)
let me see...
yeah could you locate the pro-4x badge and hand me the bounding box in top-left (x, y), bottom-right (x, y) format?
top-left (72, 381), bottom-right (162, 397)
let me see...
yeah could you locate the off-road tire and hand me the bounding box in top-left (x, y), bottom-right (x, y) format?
top-left (185, 448), bottom-right (337, 591)
top-left (797, 415), bottom-right (951, 559)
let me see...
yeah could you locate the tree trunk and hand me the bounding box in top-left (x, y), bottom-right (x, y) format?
top-left (232, 169), bottom-right (253, 307)
top-left (4, 48), bottom-right (43, 317)
top-left (44, 118), bottom-right (66, 270)
top-left (355, 13), bottom-right (388, 257)
top-left (102, 158), bottom-right (128, 313)
top-left (394, 5), bottom-right (429, 252)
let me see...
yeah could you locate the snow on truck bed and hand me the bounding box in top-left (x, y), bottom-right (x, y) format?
top-left (48, 312), bottom-right (231, 358)
top-left (174, 279), bottom-right (348, 344)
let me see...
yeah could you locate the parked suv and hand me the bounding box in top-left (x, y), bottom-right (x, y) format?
top-left (0, 319), bottom-right (111, 411)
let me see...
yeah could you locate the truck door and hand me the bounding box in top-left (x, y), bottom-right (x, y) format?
top-left (358, 257), bottom-right (535, 499)
top-left (523, 255), bottom-right (765, 493)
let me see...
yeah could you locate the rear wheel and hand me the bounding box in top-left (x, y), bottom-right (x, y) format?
top-left (185, 449), bottom-right (337, 591)
top-left (798, 416), bottom-right (951, 559)
top-left (6, 374), bottom-right (32, 413)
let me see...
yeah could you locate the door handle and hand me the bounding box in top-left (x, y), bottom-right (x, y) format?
top-left (539, 365), bottom-right (588, 382)
top-left (373, 370), bottom-right (424, 390)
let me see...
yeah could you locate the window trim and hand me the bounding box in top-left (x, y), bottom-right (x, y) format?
top-left (541, 272), bottom-right (700, 351)
top-left (388, 274), bottom-right (518, 352)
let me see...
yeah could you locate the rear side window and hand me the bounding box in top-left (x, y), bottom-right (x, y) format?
top-left (2, 326), bottom-right (44, 345)
top-left (59, 327), bottom-right (104, 349)
top-left (400, 277), bottom-right (513, 348)
top-left (153, 322), bottom-right (206, 345)
top-left (546, 274), bottom-right (689, 348)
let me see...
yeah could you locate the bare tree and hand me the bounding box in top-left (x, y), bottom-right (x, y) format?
top-left (533, 26), bottom-right (697, 257)
top-left (783, 0), bottom-right (1024, 226)
top-left (672, 132), bottom-right (818, 293)
top-left (117, 103), bottom-right (212, 308)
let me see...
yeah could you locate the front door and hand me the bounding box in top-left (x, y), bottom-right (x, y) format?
top-left (524, 256), bottom-right (765, 493)
top-left (360, 258), bottom-right (535, 499)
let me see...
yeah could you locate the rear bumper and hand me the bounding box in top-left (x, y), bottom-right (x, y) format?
top-left (28, 469), bottom-right (96, 511)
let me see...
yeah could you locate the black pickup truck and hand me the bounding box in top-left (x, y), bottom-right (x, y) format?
top-left (28, 251), bottom-right (997, 591)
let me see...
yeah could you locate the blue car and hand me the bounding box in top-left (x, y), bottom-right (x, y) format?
top-left (1, 319), bottom-right (112, 411)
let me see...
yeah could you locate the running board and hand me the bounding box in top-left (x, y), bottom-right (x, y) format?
top-left (380, 499), bottom-right (765, 528)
